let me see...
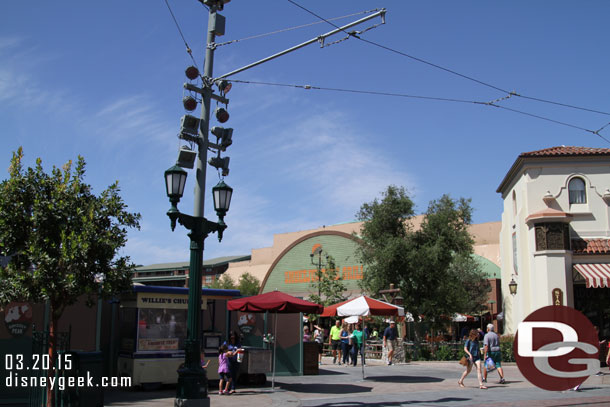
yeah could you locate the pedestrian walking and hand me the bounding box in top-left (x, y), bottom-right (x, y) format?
top-left (482, 323), bottom-right (506, 384)
top-left (329, 319), bottom-right (342, 364)
top-left (340, 323), bottom-right (351, 365)
top-left (218, 344), bottom-right (238, 395)
top-left (223, 331), bottom-right (241, 394)
top-left (383, 320), bottom-right (399, 365)
top-left (313, 324), bottom-right (325, 365)
top-left (458, 329), bottom-right (487, 389)
top-left (303, 326), bottom-right (312, 342)
top-left (351, 323), bottom-right (366, 366)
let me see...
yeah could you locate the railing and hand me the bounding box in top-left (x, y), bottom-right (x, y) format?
top-left (29, 327), bottom-right (72, 407)
top-left (319, 340), bottom-right (469, 362)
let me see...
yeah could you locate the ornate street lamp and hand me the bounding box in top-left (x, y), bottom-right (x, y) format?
top-left (508, 278), bottom-right (518, 296)
top-left (212, 180), bottom-right (233, 220)
top-left (164, 165), bottom-right (187, 230)
top-left (310, 246), bottom-right (329, 298)
top-left (164, 165), bottom-right (232, 404)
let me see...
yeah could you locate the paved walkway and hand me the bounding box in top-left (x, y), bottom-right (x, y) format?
top-left (105, 358), bottom-right (610, 407)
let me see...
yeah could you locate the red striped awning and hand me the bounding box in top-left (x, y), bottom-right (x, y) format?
top-left (573, 264), bottom-right (610, 288)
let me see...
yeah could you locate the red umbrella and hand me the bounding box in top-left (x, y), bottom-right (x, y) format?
top-left (227, 290), bottom-right (323, 313)
top-left (227, 291), bottom-right (322, 389)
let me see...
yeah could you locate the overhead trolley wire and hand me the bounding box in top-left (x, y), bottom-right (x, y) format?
top-left (229, 79), bottom-right (485, 105)
top-left (163, 0), bottom-right (200, 68)
top-left (230, 78), bottom-right (610, 145)
top-left (215, 9), bottom-right (382, 47)
top-left (285, 0), bottom-right (610, 118)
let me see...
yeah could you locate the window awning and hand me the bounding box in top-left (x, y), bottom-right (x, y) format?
top-left (573, 264), bottom-right (610, 288)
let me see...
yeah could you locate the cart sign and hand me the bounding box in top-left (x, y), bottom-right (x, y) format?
top-left (4, 302), bottom-right (32, 337)
top-left (138, 338), bottom-right (180, 351)
top-left (237, 312), bottom-right (256, 334)
top-left (137, 292), bottom-right (207, 309)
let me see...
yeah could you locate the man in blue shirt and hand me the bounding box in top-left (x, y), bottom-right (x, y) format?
top-left (383, 321), bottom-right (399, 365)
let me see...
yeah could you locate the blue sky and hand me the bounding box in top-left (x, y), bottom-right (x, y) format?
top-left (2, 1), bottom-right (609, 266)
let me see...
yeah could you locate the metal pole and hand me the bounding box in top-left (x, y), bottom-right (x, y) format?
top-left (175, 3), bottom-right (221, 406)
top-left (216, 9), bottom-right (385, 80)
top-left (272, 312), bottom-right (278, 390)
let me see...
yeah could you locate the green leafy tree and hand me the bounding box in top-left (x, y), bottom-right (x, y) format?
top-left (357, 186), bottom-right (490, 326)
top-left (237, 272), bottom-right (261, 296)
top-left (209, 273), bottom-right (236, 289)
top-left (0, 148), bottom-right (140, 406)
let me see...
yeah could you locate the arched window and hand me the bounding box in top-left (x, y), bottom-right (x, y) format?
top-left (568, 177), bottom-right (586, 204)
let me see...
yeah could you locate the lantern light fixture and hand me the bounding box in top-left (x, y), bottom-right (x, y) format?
top-left (508, 278), bottom-right (518, 296)
top-left (164, 165), bottom-right (187, 203)
top-left (212, 180), bottom-right (233, 220)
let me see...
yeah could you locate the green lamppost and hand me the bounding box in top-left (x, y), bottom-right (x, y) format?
top-left (164, 165), bottom-right (233, 405)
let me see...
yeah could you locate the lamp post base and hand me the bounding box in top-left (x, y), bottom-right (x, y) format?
top-left (175, 398), bottom-right (210, 407)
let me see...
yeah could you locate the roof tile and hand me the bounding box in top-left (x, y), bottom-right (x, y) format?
top-left (572, 239), bottom-right (610, 255)
top-left (520, 146), bottom-right (610, 158)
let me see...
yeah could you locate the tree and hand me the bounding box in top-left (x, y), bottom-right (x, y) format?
top-left (356, 186), bottom-right (490, 325)
top-left (209, 273), bottom-right (236, 290)
top-left (309, 255), bottom-right (346, 307)
top-left (0, 148), bottom-right (140, 406)
top-left (237, 272), bottom-right (261, 296)
top-left (308, 256), bottom-right (347, 323)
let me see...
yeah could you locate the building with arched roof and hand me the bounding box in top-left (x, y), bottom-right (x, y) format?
top-left (225, 216), bottom-right (503, 319)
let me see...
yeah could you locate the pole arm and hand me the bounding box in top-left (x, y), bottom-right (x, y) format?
top-left (215, 9), bottom-right (386, 80)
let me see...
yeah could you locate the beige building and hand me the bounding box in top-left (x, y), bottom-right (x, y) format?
top-left (225, 216), bottom-right (502, 316)
top-left (497, 146), bottom-right (610, 334)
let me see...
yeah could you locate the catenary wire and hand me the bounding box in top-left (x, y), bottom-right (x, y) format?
top-left (163, 0), bottom-right (200, 68)
top-left (229, 79), bottom-right (486, 105)
top-left (230, 78), bottom-right (610, 144)
top-left (215, 9), bottom-right (381, 47)
top-left (285, 0), bottom-right (610, 117)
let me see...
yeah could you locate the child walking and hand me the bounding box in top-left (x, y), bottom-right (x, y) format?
top-left (218, 344), bottom-right (236, 395)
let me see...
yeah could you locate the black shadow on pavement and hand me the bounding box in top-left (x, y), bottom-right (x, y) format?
top-left (276, 383), bottom-right (372, 394)
top-left (307, 397), bottom-right (470, 406)
top-left (318, 368), bottom-right (350, 376)
top-left (365, 375), bottom-right (443, 383)
top-left (104, 386), bottom-right (176, 404)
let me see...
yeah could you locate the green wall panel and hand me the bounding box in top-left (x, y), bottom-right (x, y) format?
top-left (262, 234), bottom-right (365, 295)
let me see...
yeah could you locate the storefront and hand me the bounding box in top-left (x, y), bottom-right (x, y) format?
top-left (497, 146), bottom-right (610, 336)
top-left (117, 285), bottom-right (241, 386)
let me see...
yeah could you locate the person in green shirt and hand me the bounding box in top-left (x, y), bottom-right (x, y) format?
top-left (351, 323), bottom-right (366, 366)
top-left (329, 319), bottom-right (342, 364)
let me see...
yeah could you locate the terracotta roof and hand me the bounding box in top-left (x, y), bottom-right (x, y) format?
top-left (497, 146), bottom-right (610, 194)
top-left (520, 146), bottom-right (610, 158)
top-left (572, 239), bottom-right (610, 255)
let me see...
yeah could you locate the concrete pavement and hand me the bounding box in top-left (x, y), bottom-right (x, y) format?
top-left (104, 358), bottom-right (610, 407)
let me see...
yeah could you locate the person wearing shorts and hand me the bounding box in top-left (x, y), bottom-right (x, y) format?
top-left (483, 323), bottom-right (506, 384)
top-left (383, 321), bottom-right (399, 365)
top-left (329, 319), bottom-right (342, 364)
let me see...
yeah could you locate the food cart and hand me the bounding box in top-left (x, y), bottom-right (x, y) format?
top-left (117, 285), bottom-right (240, 387)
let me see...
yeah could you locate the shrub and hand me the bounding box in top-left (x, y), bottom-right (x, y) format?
top-left (435, 345), bottom-right (458, 361)
top-left (500, 335), bottom-right (515, 362)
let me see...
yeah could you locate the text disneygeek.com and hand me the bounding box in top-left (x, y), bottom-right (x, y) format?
top-left (5, 372), bottom-right (131, 391)
top-left (4, 354), bottom-right (131, 390)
